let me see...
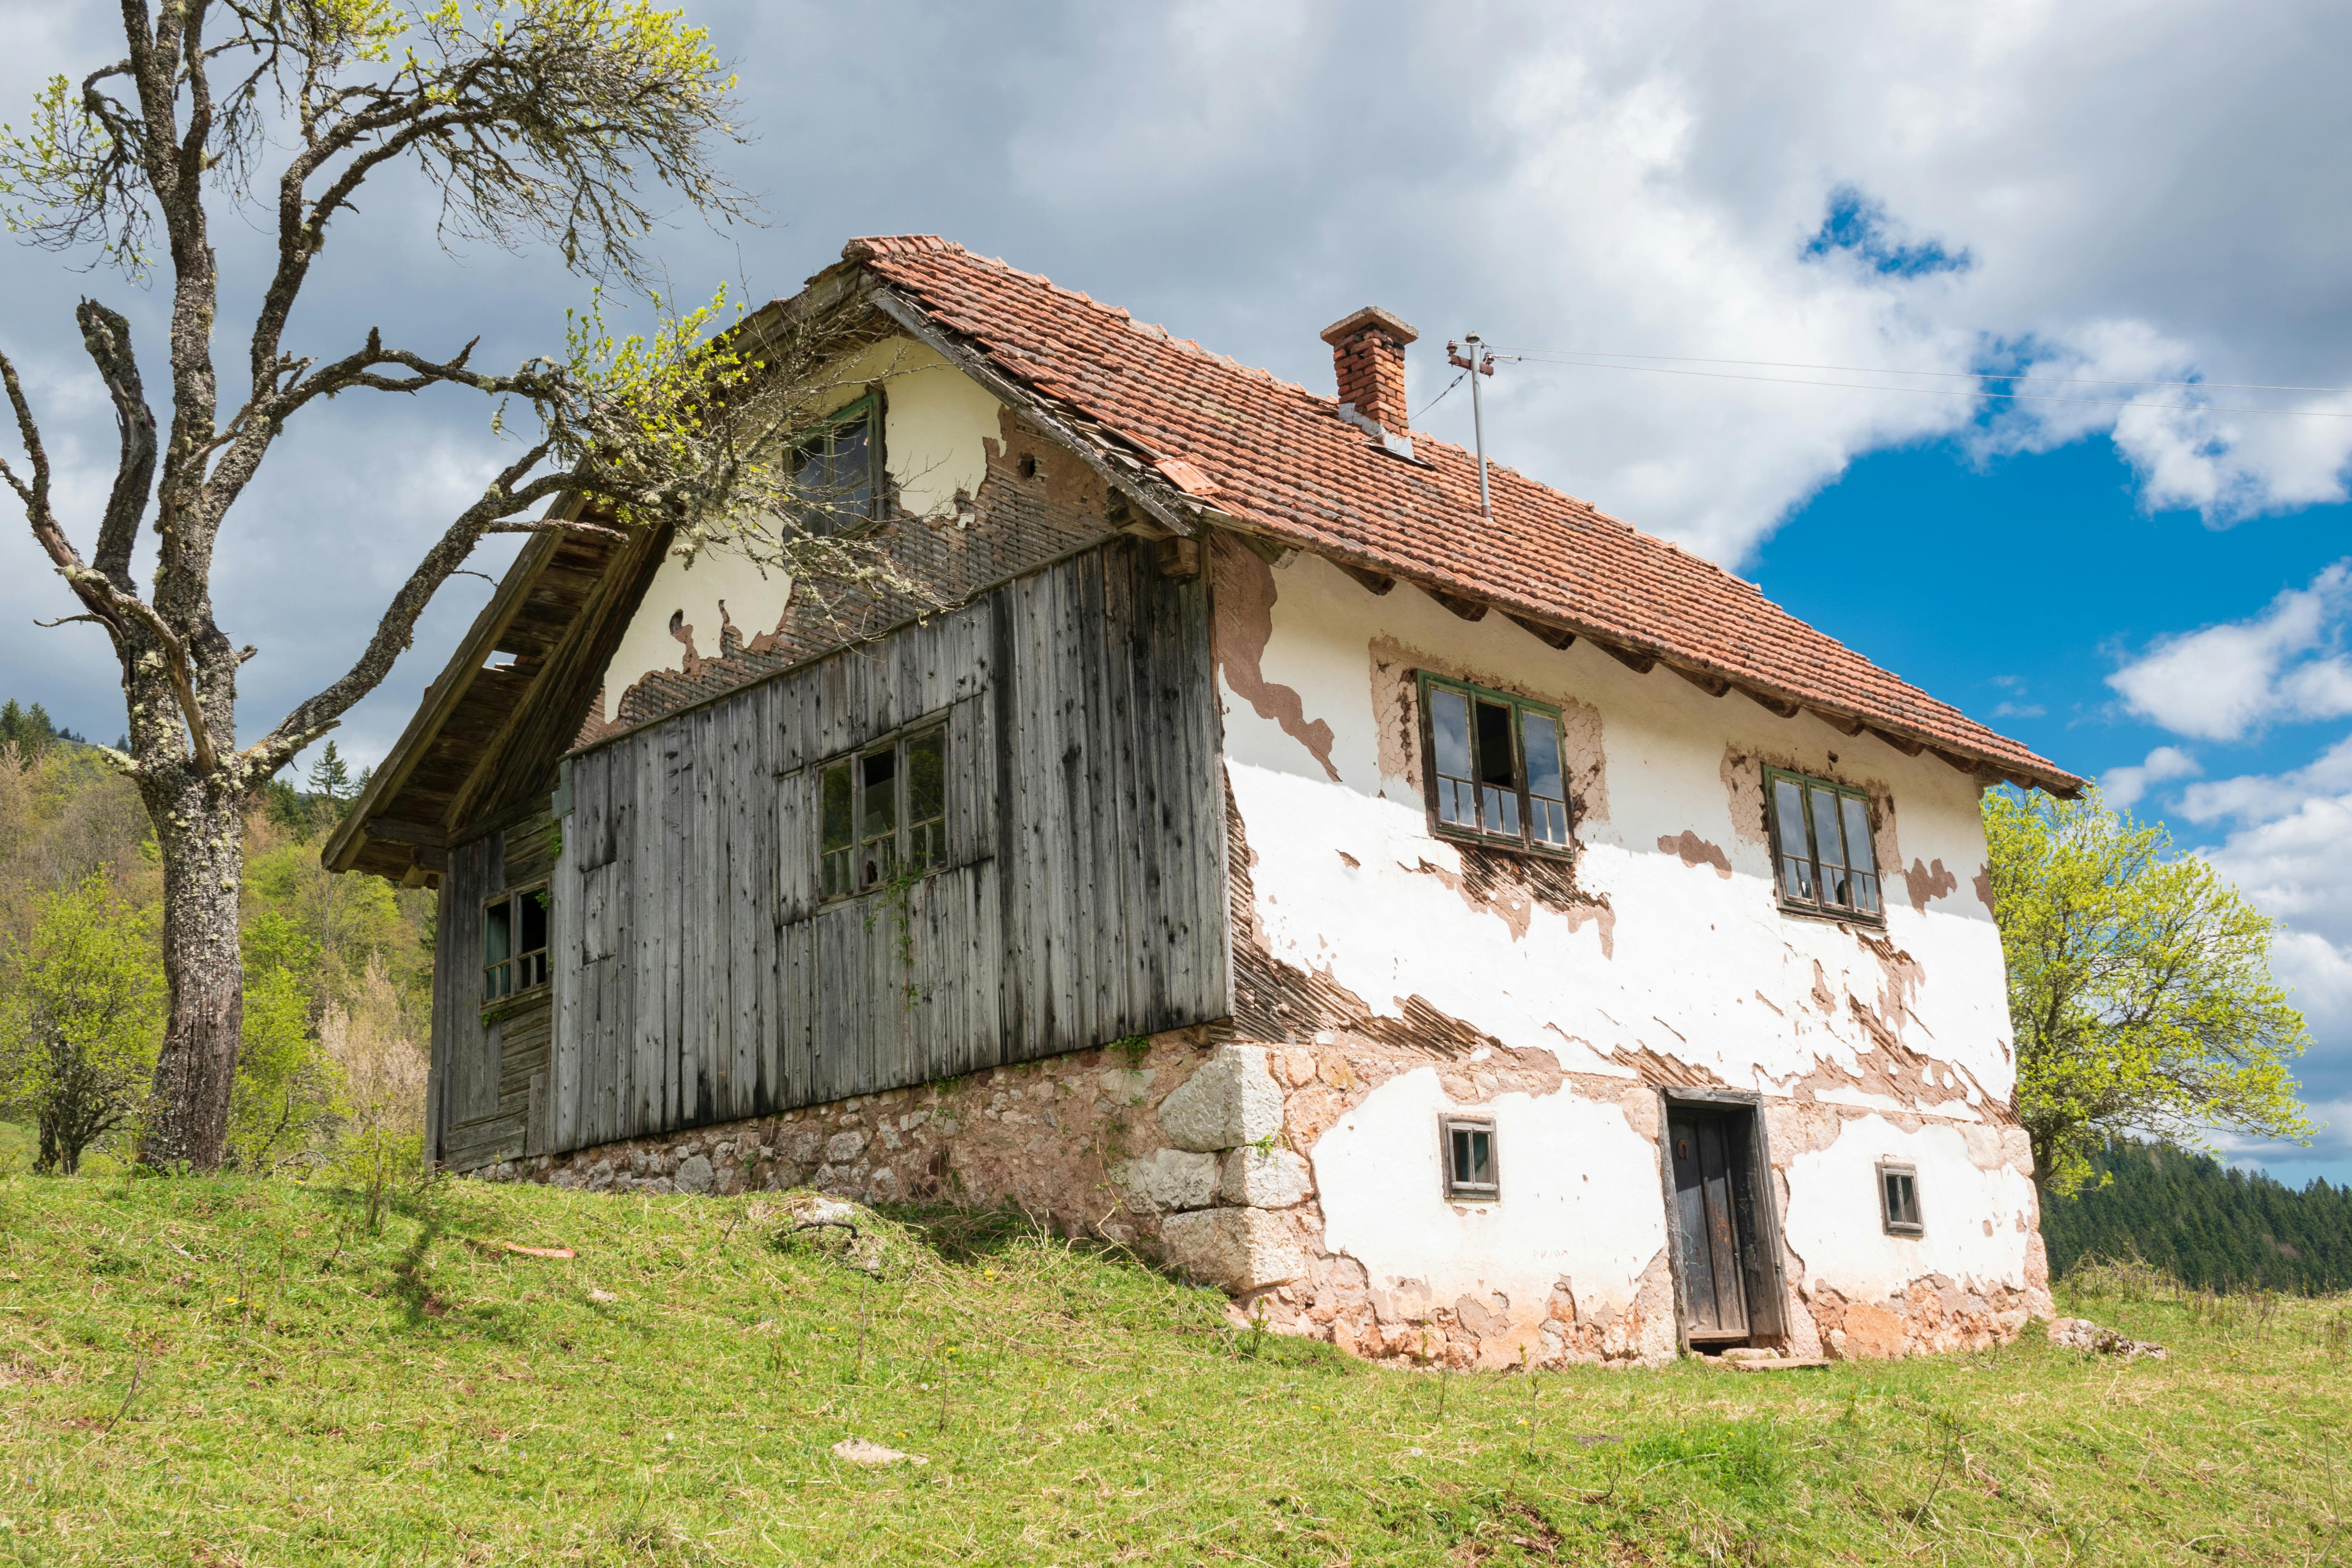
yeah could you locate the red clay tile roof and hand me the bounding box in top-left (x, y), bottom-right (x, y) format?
top-left (845, 235), bottom-right (2079, 794)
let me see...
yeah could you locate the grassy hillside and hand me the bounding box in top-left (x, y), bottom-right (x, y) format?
top-left (2042, 1138), bottom-right (2352, 1294)
top-left (2, 1172), bottom-right (2348, 1566)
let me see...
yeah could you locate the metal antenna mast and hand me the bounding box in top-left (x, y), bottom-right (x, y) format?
top-left (1446, 334), bottom-right (1498, 515)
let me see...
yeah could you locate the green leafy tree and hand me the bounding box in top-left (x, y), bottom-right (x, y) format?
top-left (1985, 788), bottom-right (2313, 1196)
top-left (0, 871), bottom-right (164, 1172)
top-left (226, 911), bottom-right (339, 1172)
top-left (0, 0), bottom-right (770, 1170)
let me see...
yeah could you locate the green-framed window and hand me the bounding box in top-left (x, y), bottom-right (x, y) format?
top-left (1764, 766), bottom-right (1882, 918)
top-left (483, 884), bottom-right (550, 1003)
top-left (786, 391), bottom-right (883, 538)
top-left (819, 720), bottom-right (948, 900)
top-left (1417, 673), bottom-right (1571, 851)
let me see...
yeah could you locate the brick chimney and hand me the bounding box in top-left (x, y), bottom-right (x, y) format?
top-left (1320, 306), bottom-right (1418, 433)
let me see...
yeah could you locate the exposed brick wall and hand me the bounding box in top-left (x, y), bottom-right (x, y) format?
top-left (575, 407), bottom-right (1115, 747)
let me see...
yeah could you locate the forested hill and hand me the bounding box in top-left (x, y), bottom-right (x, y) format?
top-left (2040, 1138), bottom-right (2352, 1294)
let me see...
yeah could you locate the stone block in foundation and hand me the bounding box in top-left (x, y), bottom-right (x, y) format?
top-left (1118, 1149), bottom-right (1219, 1213)
top-left (1218, 1145), bottom-right (1311, 1208)
top-left (1156, 1045), bottom-right (1282, 1152)
top-left (1159, 1207), bottom-right (1305, 1292)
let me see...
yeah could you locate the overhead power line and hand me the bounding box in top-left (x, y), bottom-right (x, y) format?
top-left (1477, 352), bottom-right (2352, 419)
top-left (1483, 348), bottom-right (2352, 398)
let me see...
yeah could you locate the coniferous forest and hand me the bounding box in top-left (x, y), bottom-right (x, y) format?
top-left (2039, 1137), bottom-right (2352, 1294)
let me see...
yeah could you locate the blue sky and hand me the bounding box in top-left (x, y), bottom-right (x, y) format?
top-left (2, 0), bottom-right (2348, 1183)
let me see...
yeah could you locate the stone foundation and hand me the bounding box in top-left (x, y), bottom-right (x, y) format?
top-left (479, 1027), bottom-right (2051, 1370)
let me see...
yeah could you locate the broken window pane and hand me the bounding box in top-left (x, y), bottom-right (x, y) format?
top-left (787, 401), bottom-right (878, 538)
top-left (1522, 710), bottom-right (1568, 846)
top-left (819, 761), bottom-right (853, 898)
top-left (905, 726), bottom-right (947, 871)
top-left (482, 897), bottom-right (512, 1000)
top-left (1772, 776), bottom-right (1814, 902)
top-left (858, 746), bottom-right (898, 888)
top-left (1474, 699), bottom-right (1519, 835)
top-left (1430, 686), bottom-right (1475, 828)
top-left (517, 888), bottom-right (550, 991)
top-left (1840, 795), bottom-right (1880, 913)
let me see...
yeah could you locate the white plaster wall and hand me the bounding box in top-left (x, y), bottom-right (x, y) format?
top-left (596, 338), bottom-right (1004, 717)
top-left (1225, 550), bottom-right (2015, 1114)
top-left (1781, 1114), bottom-right (2040, 1300)
top-left (1312, 1065), bottom-right (1668, 1337)
top-left (1224, 547), bottom-right (2036, 1325)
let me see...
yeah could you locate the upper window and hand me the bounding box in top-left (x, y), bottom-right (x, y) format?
top-left (786, 392), bottom-right (881, 538)
top-left (1418, 673), bottom-right (1570, 852)
top-left (1441, 1115), bottom-right (1499, 1201)
top-left (483, 885), bottom-right (549, 1003)
top-left (1878, 1160), bottom-right (1923, 1235)
top-left (820, 721), bottom-right (948, 899)
top-left (1766, 767), bottom-right (1882, 919)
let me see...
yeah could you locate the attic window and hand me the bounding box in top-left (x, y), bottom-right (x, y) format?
top-left (1418, 673), bottom-right (1570, 853)
top-left (483, 885), bottom-right (550, 1004)
top-left (1878, 1161), bottom-right (1923, 1235)
top-left (1765, 767), bottom-right (1882, 919)
top-left (786, 391), bottom-right (882, 538)
top-left (819, 720), bottom-right (948, 899)
top-left (1441, 1115), bottom-right (1499, 1201)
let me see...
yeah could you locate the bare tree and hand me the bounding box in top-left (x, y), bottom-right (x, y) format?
top-left (0, 1), bottom-right (867, 1169)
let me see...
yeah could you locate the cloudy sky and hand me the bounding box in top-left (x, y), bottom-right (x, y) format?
top-left (5, 1), bottom-right (2352, 1182)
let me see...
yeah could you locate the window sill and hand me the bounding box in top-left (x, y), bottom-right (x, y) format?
top-left (1882, 1225), bottom-right (1925, 1239)
top-left (1773, 900), bottom-right (1886, 930)
top-left (1429, 824), bottom-right (1575, 864)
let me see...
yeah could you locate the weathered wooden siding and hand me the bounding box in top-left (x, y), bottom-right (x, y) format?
top-left (480, 535), bottom-right (1232, 1161)
top-left (428, 808), bottom-right (560, 1170)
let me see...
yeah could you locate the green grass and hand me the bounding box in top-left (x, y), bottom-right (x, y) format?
top-left (1, 1172), bottom-right (2347, 1565)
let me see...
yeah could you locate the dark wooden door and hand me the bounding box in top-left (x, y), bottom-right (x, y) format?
top-left (1669, 1112), bottom-right (1749, 1340)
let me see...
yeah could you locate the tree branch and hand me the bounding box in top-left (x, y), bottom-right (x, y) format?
top-left (244, 441), bottom-right (574, 769)
top-left (74, 299), bottom-right (157, 586)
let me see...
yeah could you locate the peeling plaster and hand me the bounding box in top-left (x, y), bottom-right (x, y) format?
top-left (1214, 534), bottom-right (1341, 782)
top-left (1904, 857), bottom-right (1959, 913)
top-left (1658, 830), bottom-right (1733, 878)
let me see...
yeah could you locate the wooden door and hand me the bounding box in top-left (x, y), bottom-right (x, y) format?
top-left (1669, 1112), bottom-right (1750, 1341)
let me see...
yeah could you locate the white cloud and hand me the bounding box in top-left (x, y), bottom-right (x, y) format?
top-left (10, 0), bottom-right (2352, 746)
top-left (2100, 745), bottom-right (2200, 808)
top-left (2106, 562), bottom-right (2352, 740)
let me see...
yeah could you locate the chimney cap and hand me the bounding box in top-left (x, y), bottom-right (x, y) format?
top-left (1319, 305), bottom-right (1419, 348)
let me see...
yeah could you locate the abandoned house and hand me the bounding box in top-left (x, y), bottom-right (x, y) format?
top-left (325, 234), bottom-right (2082, 1368)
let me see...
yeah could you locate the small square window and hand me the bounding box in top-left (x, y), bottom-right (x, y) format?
top-left (1764, 766), bottom-right (1882, 920)
top-left (1441, 1115), bottom-right (1499, 1201)
top-left (1878, 1161), bottom-right (1923, 1235)
top-left (1419, 674), bottom-right (1570, 853)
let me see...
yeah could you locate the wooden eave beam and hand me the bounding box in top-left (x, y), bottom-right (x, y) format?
top-left (1338, 563), bottom-right (1396, 596)
top-left (1737, 684), bottom-right (1801, 718)
top-left (1866, 725), bottom-right (1925, 757)
top-left (1809, 707), bottom-right (1867, 736)
top-left (1669, 663), bottom-right (1731, 697)
top-left (1597, 641), bottom-right (1657, 675)
top-left (1506, 612), bottom-right (1575, 649)
top-left (365, 817), bottom-right (447, 848)
top-left (1429, 588), bottom-right (1488, 622)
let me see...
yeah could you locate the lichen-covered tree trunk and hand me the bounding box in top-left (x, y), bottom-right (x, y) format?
top-left (138, 772), bottom-right (247, 1170)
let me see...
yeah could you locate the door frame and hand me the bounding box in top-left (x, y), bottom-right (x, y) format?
top-left (1653, 1088), bottom-right (1793, 1354)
